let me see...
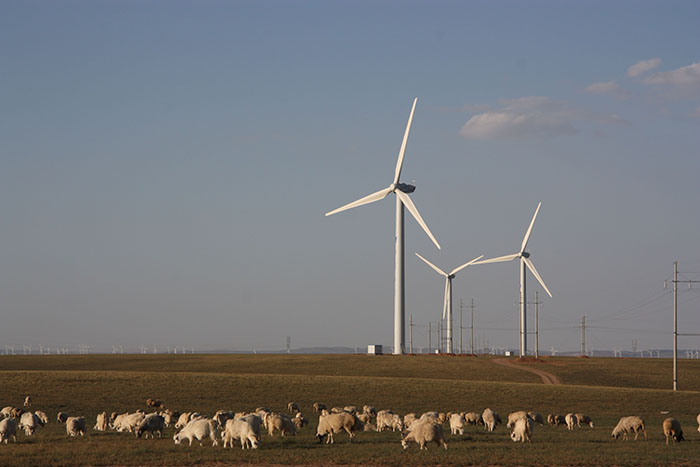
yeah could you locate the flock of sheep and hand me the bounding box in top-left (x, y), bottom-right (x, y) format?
top-left (0, 396), bottom-right (696, 450)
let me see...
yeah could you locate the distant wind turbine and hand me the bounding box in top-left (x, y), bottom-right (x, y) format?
top-left (415, 253), bottom-right (483, 354)
top-left (325, 98), bottom-right (440, 355)
top-left (475, 202), bottom-right (552, 357)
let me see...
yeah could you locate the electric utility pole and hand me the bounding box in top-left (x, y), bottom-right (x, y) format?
top-left (459, 299), bottom-right (463, 354)
top-left (409, 314), bottom-right (413, 354)
top-left (470, 299), bottom-right (475, 355)
top-left (581, 316), bottom-right (586, 357)
top-left (669, 261), bottom-right (700, 391)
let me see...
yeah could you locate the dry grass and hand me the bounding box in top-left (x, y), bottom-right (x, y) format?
top-left (0, 354), bottom-right (699, 466)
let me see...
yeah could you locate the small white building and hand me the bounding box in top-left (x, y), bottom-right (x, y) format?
top-left (367, 345), bottom-right (383, 355)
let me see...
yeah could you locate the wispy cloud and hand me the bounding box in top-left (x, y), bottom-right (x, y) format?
top-left (459, 96), bottom-right (626, 141)
top-left (627, 58), bottom-right (662, 77)
top-left (584, 81), bottom-right (630, 99)
top-left (644, 60), bottom-right (700, 86)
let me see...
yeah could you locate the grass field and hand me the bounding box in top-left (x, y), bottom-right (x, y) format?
top-left (1, 354), bottom-right (699, 466)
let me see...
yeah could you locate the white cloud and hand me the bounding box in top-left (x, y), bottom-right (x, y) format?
top-left (627, 58), bottom-right (662, 77)
top-left (460, 97), bottom-right (576, 140)
top-left (459, 96), bottom-right (628, 140)
top-left (585, 81), bottom-right (624, 96)
top-left (644, 60), bottom-right (700, 86)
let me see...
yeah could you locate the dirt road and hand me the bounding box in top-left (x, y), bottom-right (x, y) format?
top-left (493, 358), bottom-right (562, 385)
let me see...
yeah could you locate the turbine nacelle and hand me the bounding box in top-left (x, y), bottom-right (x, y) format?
top-left (521, 251), bottom-right (530, 258)
top-left (395, 183), bottom-right (416, 194)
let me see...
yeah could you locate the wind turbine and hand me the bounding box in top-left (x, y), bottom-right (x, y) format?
top-left (415, 253), bottom-right (483, 354)
top-left (475, 202), bottom-right (552, 357)
top-left (325, 98), bottom-right (441, 355)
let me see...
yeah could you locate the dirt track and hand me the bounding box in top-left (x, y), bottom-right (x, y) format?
top-left (493, 358), bottom-right (562, 385)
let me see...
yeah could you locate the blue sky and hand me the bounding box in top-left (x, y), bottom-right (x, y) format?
top-left (1, 1), bottom-right (699, 353)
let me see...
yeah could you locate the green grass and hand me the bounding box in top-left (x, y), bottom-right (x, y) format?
top-left (1, 354), bottom-right (699, 466)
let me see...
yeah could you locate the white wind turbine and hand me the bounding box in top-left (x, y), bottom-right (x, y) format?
top-left (475, 202), bottom-right (552, 357)
top-left (415, 253), bottom-right (483, 353)
top-left (325, 98), bottom-right (441, 355)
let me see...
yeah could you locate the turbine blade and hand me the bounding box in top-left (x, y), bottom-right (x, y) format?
top-left (395, 190), bottom-right (440, 250)
top-left (442, 278), bottom-right (449, 320)
top-left (521, 202), bottom-right (542, 253)
top-left (450, 255), bottom-right (485, 276)
top-left (473, 253), bottom-right (519, 265)
top-left (415, 253), bottom-right (447, 276)
top-left (393, 98), bottom-right (418, 185)
top-left (523, 257), bottom-right (552, 298)
top-left (325, 186), bottom-right (392, 217)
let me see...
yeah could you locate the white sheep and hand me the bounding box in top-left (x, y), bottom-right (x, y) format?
top-left (292, 412), bottom-right (308, 430)
top-left (66, 416), bottom-right (86, 436)
top-left (510, 417), bottom-right (533, 443)
top-left (316, 412), bottom-right (360, 444)
top-left (0, 418), bottom-right (17, 443)
top-left (214, 410), bottom-right (235, 429)
top-left (19, 412), bottom-right (44, 436)
top-left (175, 412), bottom-right (195, 429)
top-left (116, 412), bottom-right (145, 433)
top-left (612, 416), bottom-right (646, 441)
top-left (662, 417), bottom-right (684, 445)
top-left (482, 408), bottom-right (501, 432)
top-left (574, 413), bottom-right (594, 428)
top-left (136, 413), bottom-right (165, 439)
top-left (464, 412), bottom-right (483, 426)
top-left (173, 418), bottom-right (218, 447)
top-left (449, 413), bottom-right (466, 435)
top-left (362, 405), bottom-right (376, 417)
top-left (94, 412), bottom-right (108, 431)
top-left (696, 413), bottom-right (700, 435)
top-left (312, 402), bottom-right (326, 414)
top-left (287, 402), bottom-right (300, 413)
top-left (548, 414), bottom-right (566, 426)
top-left (266, 413), bottom-right (297, 436)
top-left (57, 412), bottom-right (69, 424)
top-left (506, 411), bottom-right (529, 429)
top-left (34, 411), bottom-right (49, 425)
top-left (376, 412), bottom-right (403, 432)
top-left (222, 417), bottom-right (260, 449)
top-left (403, 413), bottom-right (417, 428)
top-left (401, 418), bottom-right (448, 450)
top-left (565, 413), bottom-right (577, 430)
top-left (23, 396), bottom-right (32, 407)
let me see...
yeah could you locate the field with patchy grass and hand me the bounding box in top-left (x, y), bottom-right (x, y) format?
top-left (1, 354), bottom-right (699, 466)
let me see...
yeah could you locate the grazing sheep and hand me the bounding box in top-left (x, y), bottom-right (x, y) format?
top-left (565, 413), bottom-right (578, 430)
top-left (0, 418), bottom-right (17, 444)
top-left (0, 407), bottom-right (14, 419)
top-left (23, 396), bottom-right (31, 407)
top-left (34, 411), bottom-right (49, 425)
top-left (510, 417), bottom-right (533, 443)
top-left (377, 412), bottom-right (403, 432)
top-left (663, 418), bottom-right (684, 445)
top-left (548, 414), bottom-right (566, 426)
top-left (19, 412), bottom-right (45, 436)
top-left (146, 398), bottom-right (162, 409)
top-left (214, 410), bottom-right (235, 429)
top-left (115, 412), bottom-right (145, 433)
top-left (161, 409), bottom-right (180, 427)
top-left (10, 407), bottom-right (24, 419)
top-left (401, 418), bottom-right (448, 450)
top-left (697, 413), bottom-right (700, 434)
top-left (482, 408), bottom-right (501, 432)
top-left (464, 412), bottom-right (483, 426)
top-left (612, 416), bottom-right (646, 441)
top-left (575, 413), bottom-right (594, 428)
top-left (449, 413), bottom-right (466, 435)
top-left (316, 412), bottom-right (360, 444)
top-left (66, 416), bottom-right (86, 436)
top-left (528, 412), bottom-right (544, 426)
top-left (94, 412), bottom-right (108, 431)
top-left (175, 412), bottom-right (193, 429)
top-left (363, 405), bottom-right (377, 417)
top-left (292, 412), bottom-right (308, 430)
top-left (343, 406), bottom-right (358, 414)
top-left (136, 414), bottom-right (166, 439)
top-left (312, 402), bottom-right (326, 414)
top-left (357, 413), bottom-right (371, 424)
top-left (287, 402), bottom-right (300, 413)
top-left (173, 418), bottom-right (218, 447)
top-left (222, 417), bottom-right (260, 449)
top-left (57, 412), bottom-right (69, 424)
top-left (403, 413), bottom-right (417, 427)
top-left (266, 413), bottom-right (297, 437)
top-left (506, 411), bottom-right (529, 429)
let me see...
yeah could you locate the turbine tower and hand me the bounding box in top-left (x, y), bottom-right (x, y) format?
top-left (475, 202), bottom-right (551, 357)
top-left (415, 253), bottom-right (483, 353)
top-left (325, 98), bottom-right (441, 355)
